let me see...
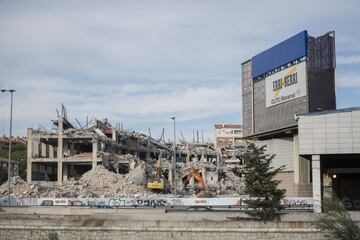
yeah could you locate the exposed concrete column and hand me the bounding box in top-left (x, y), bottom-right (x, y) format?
top-left (312, 154), bottom-right (322, 213)
top-left (41, 142), bottom-right (47, 158)
top-left (92, 139), bottom-right (98, 169)
top-left (201, 167), bottom-right (206, 185)
top-left (26, 128), bottom-right (33, 183)
top-left (186, 145), bottom-right (190, 164)
top-left (146, 140), bottom-right (150, 160)
top-left (49, 145), bottom-right (54, 158)
top-left (168, 168), bottom-right (173, 185)
top-left (112, 128), bottom-right (117, 141)
top-left (57, 117), bottom-right (64, 184)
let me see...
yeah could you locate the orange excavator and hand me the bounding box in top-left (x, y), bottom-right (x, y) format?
top-left (185, 168), bottom-right (206, 190)
top-left (185, 168), bottom-right (216, 197)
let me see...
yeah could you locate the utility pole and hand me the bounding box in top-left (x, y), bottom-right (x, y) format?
top-left (1, 89), bottom-right (15, 206)
top-left (171, 116), bottom-right (176, 195)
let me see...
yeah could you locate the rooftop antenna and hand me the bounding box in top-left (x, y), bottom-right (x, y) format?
top-left (197, 130), bottom-right (199, 143)
top-left (202, 130), bottom-right (204, 144)
top-left (148, 127), bottom-right (152, 137)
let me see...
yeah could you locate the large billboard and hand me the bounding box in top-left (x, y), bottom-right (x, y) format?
top-left (265, 61), bottom-right (307, 108)
top-left (252, 30), bottom-right (307, 79)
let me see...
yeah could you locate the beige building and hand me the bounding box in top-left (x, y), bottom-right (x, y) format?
top-left (214, 124), bottom-right (244, 149)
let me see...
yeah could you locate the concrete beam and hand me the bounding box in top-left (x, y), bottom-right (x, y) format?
top-left (92, 139), bottom-right (98, 169)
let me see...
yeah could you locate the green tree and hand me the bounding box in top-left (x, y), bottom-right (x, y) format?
top-left (241, 142), bottom-right (286, 221)
top-left (315, 198), bottom-right (360, 240)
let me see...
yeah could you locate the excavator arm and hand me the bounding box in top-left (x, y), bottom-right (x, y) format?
top-left (185, 168), bottom-right (205, 190)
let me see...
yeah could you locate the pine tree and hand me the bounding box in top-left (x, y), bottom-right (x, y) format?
top-left (242, 142), bottom-right (286, 221)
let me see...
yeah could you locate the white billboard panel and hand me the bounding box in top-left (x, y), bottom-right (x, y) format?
top-left (265, 61), bottom-right (307, 108)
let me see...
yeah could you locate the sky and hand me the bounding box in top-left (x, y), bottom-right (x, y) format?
top-left (0, 0), bottom-right (360, 141)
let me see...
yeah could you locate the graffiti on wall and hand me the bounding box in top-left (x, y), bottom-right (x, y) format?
top-left (0, 196), bottom-right (314, 210)
top-left (343, 197), bottom-right (360, 210)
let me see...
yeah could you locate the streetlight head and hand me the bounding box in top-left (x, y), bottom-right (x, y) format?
top-left (0, 89), bottom-right (6, 92)
top-left (171, 116), bottom-right (175, 120)
top-left (9, 89), bottom-right (16, 93)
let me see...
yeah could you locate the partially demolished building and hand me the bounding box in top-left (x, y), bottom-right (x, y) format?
top-left (26, 116), bottom-right (162, 184)
top-left (24, 109), bottom-right (243, 197)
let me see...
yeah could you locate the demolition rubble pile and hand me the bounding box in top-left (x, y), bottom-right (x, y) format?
top-left (0, 160), bottom-right (244, 198)
top-left (0, 165), bottom-right (169, 198)
top-left (219, 166), bottom-right (244, 195)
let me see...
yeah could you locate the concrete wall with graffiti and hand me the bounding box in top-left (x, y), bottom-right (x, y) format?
top-left (0, 197), bottom-right (314, 210)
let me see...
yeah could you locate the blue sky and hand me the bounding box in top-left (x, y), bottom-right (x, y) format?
top-left (0, 0), bottom-right (360, 141)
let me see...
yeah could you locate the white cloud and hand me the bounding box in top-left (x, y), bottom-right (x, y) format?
top-left (0, 0), bottom-right (359, 139)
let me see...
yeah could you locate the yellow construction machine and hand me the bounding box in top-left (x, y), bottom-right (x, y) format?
top-left (147, 153), bottom-right (164, 190)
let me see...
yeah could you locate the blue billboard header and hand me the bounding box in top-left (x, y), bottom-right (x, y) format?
top-left (251, 30), bottom-right (308, 79)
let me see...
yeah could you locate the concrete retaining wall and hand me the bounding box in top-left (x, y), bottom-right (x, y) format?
top-left (1, 207), bottom-right (356, 240)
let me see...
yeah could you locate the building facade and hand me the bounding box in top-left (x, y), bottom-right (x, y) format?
top-left (214, 124), bottom-right (244, 149)
top-left (241, 30), bottom-right (337, 208)
top-left (297, 107), bottom-right (360, 212)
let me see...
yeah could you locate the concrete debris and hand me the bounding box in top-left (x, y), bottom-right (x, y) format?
top-left (0, 176), bottom-right (34, 198)
top-left (127, 162), bottom-right (146, 185)
top-left (101, 152), bottom-right (141, 174)
top-left (0, 166), bottom-right (171, 198)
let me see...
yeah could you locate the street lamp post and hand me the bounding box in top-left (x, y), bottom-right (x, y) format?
top-left (1, 89), bottom-right (16, 206)
top-left (171, 116), bottom-right (176, 195)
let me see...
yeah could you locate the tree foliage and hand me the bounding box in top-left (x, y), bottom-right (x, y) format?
top-left (315, 198), bottom-right (360, 240)
top-left (241, 142), bottom-right (286, 221)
